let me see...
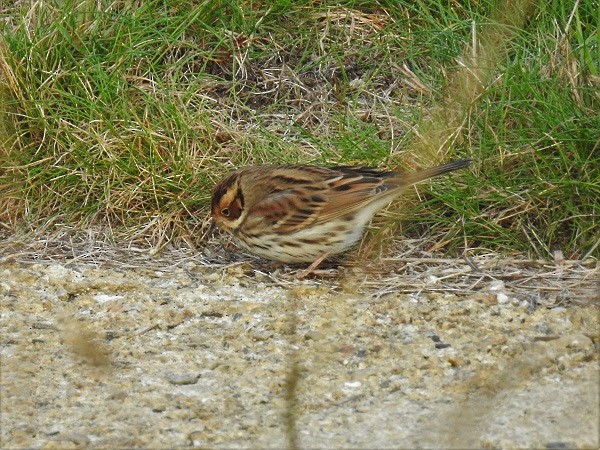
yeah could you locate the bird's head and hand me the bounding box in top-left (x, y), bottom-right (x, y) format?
top-left (211, 172), bottom-right (246, 231)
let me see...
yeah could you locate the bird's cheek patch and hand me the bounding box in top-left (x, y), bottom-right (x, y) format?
top-left (228, 197), bottom-right (244, 220)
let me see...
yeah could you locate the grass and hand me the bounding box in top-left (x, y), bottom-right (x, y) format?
top-left (0, 0), bottom-right (598, 260)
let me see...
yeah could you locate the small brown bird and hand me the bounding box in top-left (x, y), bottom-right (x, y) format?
top-left (211, 160), bottom-right (470, 266)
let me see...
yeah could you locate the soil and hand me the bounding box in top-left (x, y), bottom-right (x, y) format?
top-left (1, 244), bottom-right (598, 449)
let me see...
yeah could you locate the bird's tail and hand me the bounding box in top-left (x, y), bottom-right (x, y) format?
top-left (397, 159), bottom-right (472, 186)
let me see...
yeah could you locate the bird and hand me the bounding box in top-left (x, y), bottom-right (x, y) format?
top-left (211, 159), bottom-right (471, 268)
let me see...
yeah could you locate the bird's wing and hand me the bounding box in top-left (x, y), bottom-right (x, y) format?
top-left (240, 161), bottom-right (470, 235)
top-left (243, 167), bottom-right (397, 234)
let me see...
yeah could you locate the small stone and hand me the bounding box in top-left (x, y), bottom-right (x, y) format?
top-left (165, 372), bottom-right (201, 385)
top-left (545, 442), bottom-right (571, 449)
top-left (343, 381), bottom-right (362, 389)
top-left (94, 293), bottom-right (124, 304)
top-left (427, 275), bottom-right (439, 284)
top-left (496, 292), bottom-right (510, 304)
top-left (535, 323), bottom-right (552, 334)
top-left (105, 330), bottom-right (120, 341)
top-left (32, 321), bottom-right (55, 330)
top-left (552, 249), bottom-right (565, 263)
top-left (489, 280), bottom-right (505, 291)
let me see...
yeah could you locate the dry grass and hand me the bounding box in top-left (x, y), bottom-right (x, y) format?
top-left (1, 229), bottom-right (597, 308)
top-left (0, 0), bottom-right (598, 260)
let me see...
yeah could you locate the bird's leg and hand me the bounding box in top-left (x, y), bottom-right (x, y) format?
top-left (295, 252), bottom-right (330, 279)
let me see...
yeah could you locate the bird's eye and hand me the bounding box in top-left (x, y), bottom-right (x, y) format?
top-left (221, 208), bottom-right (230, 217)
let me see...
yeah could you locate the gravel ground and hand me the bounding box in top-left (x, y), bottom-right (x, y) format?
top-left (1, 253), bottom-right (598, 449)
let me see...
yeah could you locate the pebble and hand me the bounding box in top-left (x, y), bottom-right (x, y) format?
top-left (165, 372), bottom-right (201, 385)
top-left (545, 442), bottom-right (572, 449)
top-left (496, 292), bottom-right (510, 304)
top-left (32, 320), bottom-right (55, 330)
top-left (535, 322), bottom-right (552, 334)
top-left (489, 280), bottom-right (506, 291)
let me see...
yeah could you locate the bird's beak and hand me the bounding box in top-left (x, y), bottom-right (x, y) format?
top-left (208, 218), bottom-right (218, 235)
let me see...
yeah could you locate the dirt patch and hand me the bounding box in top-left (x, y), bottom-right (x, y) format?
top-left (1, 241), bottom-right (598, 448)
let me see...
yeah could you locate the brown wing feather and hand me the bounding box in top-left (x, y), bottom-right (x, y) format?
top-left (240, 165), bottom-right (334, 234)
top-left (243, 166), bottom-right (396, 234)
top-left (310, 171), bottom-right (397, 225)
top-left (240, 161), bottom-right (470, 235)
top-left (311, 160), bottom-right (471, 224)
